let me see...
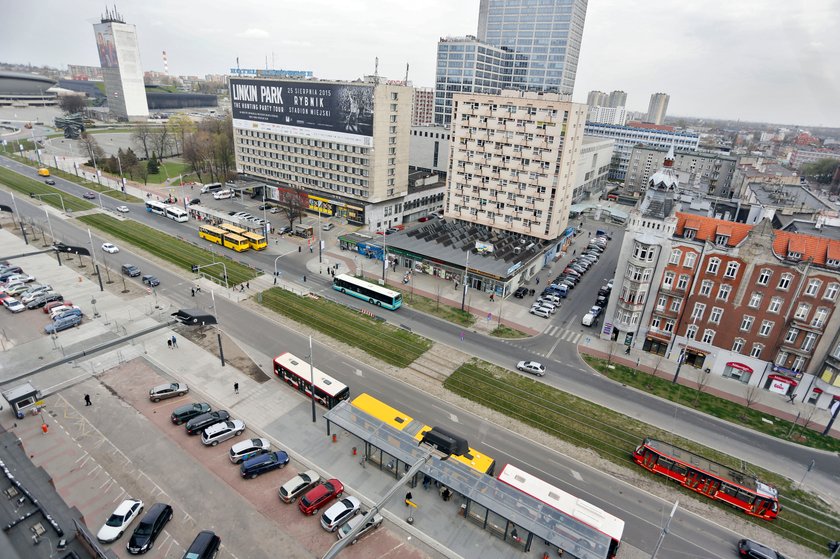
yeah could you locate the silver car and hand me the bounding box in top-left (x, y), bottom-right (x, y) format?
top-left (201, 419), bottom-right (245, 446)
top-left (148, 382), bottom-right (189, 402)
top-left (337, 510), bottom-right (384, 544)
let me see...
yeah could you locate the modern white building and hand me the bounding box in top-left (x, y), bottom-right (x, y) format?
top-left (646, 93), bottom-right (670, 125)
top-left (410, 125), bottom-right (452, 174)
top-left (587, 105), bottom-right (627, 125)
top-left (624, 145), bottom-right (737, 198)
top-left (445, 89), bottom-right (586, 240)
top-left (92, 7), bottom-right (148, 121)
top-left (412, 87), bottom-right (434, 126)
top-left (574, 136), bottom-right (615, 202)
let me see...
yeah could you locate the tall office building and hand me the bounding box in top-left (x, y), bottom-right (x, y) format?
top-left (587, 90), bottom-right (607, 107)
top-left (445, 90), bottom-right (587, 240)
top-left (646, 93), bottom-right (670, 125)
top-left (92, 7), bottom-right (148, 121)
top-left (608, 90), bottom-right (627, 108)
top-left (412, 87), bottom-right (435, 125)
top-left (477, 0), bottom-right (588, 94)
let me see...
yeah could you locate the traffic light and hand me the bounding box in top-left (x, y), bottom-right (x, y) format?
top-left (191, 264), bottom-right (199, 273)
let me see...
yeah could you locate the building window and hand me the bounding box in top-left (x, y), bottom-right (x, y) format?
top-left (634, 243), bottom-right (654, 262)
top-left (804, 278), bottom-right (822, 296)
top-left (785, 327), bottom-right (799, 343)
top-left (801, 332), bottom-right (818, 352)
top-left (732, 338), bottom-right (745, 353)
top-left (706, 258), bottom-right (721, 274)
top-left (749, 344), bottom-right (764, 358)
top-left (723, 261), bottom-right (739, 279)
top-left (768, 296), bottom-right (783, 313)
top-left (699, 280), bottom-right (713, 297)
top-left (777, 273), bottom-right (793, 290)
top-left (691, 303), bottom-right (705, 321)
top-left (686, 324), bottom-right (698, 340)
top-left (717, 284), bottom-right (731, 301)
top-left (758, 320), bottom-right (774, 337)
top-left (740, 315), bottom-right (754, 331)
top-left (776, 351), bottom-right (789, 366)
top-left (794, 303), bottom-right (810, 321)
top-left (825, 283), bottom-right (840, 301)
top-left (684, 252), bottom-right (696, 268)
top-left (757, 268), bottom-right (772, 285)
top-left (670, 298), bottom-right (681, 312)
top-left (812, 307), bottom-right (829, 328)
top-left (663, 320), bottom-right (675, 333)
top-left (710, 307), bottom-right (723, 324)
top-left (701, 329), bottom-right (715, 344)
top-left (791, 356), bottom-right (806, 372)
top-left (651, 317), bottom-right (661, 330)
top-left (669, 249), bottom-right (682, 265)
top-left (663, 272), bottom-right (674, 289)
top-left (676, 274), bottom-right (689, 290)
top-left (748, 292), bottom-right (762, 308)
top-left (656, 296), bottom-right (666, 311)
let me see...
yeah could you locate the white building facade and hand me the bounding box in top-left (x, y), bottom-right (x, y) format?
top-left (93, 9), bottom-right (148, 121)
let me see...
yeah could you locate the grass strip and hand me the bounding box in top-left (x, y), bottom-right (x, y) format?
top-left (0, 165), bottom-right (95, 212)
top-left (444, 359), bottom-right (838, 554)
top-left (403, 289), bottom-right (476, 327)
top-left (490, 324), bottom-right (529, 338)
top-left (77, 214), bottom-right (259, 285)
top-left (260, 287), bottom-right (431, 368)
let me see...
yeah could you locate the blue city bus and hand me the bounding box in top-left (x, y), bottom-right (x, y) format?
top-left (332, 274), bottom-right (402, 310)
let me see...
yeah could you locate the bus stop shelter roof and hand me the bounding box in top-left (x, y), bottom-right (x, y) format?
top-left (324, 402), bottom-right (611, 559)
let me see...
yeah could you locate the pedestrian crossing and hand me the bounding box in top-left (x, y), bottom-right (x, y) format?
top-left (543, 325), bottom-right (582, 344)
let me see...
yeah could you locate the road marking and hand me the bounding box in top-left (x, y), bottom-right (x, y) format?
top-left (450, 413), bottom-right (458, 423)
top-left (546, 336), bottom-right (563, 360)
top-left (570, 469), bottom-right (582, 481)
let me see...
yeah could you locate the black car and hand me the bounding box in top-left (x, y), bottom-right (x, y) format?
top-left (170, 402), bottom-right (211, 425)
top-left (258, 204), bottom-right (272, 210)
top-left (122, 264), bottom-right (141, 277)
top-left (45, 179), bottom-right (56, 185)
top-left (188, 198), bottom-right (201, 205)
top-left (141, 275), bottom-right (160, 287)
top-left (127, 502), bottom-right (172, 554)
top-left (513, 287), bottom-right (529, 298)
top-left (240, 451), bottom-right (290, 479)
top-left (26, 292), bottom-right (63, 309)
top-left (185, 410), bottom-right (230, 435)
top-left (182, 530), bottom-right (221, 559)
top-left (737, 538), bottom-right (786, 559)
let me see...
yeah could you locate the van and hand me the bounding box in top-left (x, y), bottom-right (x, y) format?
top-left (181, 530), bottom-right (220, 559)
top-left (200, 182), bottom-right (223, 194)
top-left (38, 168), bottom-right (50, 177)
top-left (213, 189), bottom-right (234, 200)
top-left (581, 313), bottom-right (595, 326)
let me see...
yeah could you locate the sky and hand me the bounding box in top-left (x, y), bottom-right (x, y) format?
top-left (4, 0), bottom-right (839, 128)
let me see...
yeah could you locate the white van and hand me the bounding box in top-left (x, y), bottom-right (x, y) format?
top-left (200, 182), bottom-right (223, 194)
top-left (213, 189), bottom-right (234, 200)
top-left (581, 313), bottom-right (595, 326)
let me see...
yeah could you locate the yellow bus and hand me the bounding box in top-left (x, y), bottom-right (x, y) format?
top-left (241, 231), bottom-right (267, 250)
top-left (198, 224), bottom-right (250, 252)
top-left (350, 393), bottom-right (496, 476)
top-left (218, 223), bottom-right (247, 236)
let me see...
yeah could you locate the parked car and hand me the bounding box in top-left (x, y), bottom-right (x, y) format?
top-left (581, 313), bottom-right (597, 327)
top-left (258, 204), bottom-right (273, 210)
top-left (517, 361), bottom-right (546, 376)
top-left (53, 307), bottom-right (83, 322)
top-left (186, 410), bottom-right (230, 435)
top-left (49, 304), bottom-right (77, 319)
top-left (279, 469), bottom-right (320, 503)
top-left (148, 382), bottom-right (189, 402)
top-left (201, 419), bottom-right (245, 446)
top-left (270, 207), bottom-right (281, 214)
top-left (122, 264), bottom-right (141, 277)
top-left (418, 216), bottom-right (430, 222)
top-left (102, 243), bottom-right (120, 254)
top-left (142, 275), bottom-right (160, 287)
top-left (45, 314), bottom-right (82, 334)
top-left (83, 191), bottom-right (96, 200)
top-left (126, 502), bottom-right (172, 554)
top-left (187, 198), bottom-right (201, 205)
top-left (589, 305), bottom-right (603, 318)
top-left (5, 283), bottom-right (32, 296)
top-left (170, 402), bottom-right (211, 425)
top-left (337, 510), bottom-right (384, 544)
top-left (19, 284), bottom-right (52, 302)
top-left (513, 287), bottom-right (529, 298)
top-left (737, 538), bottom-right (787, 559)
top-left (116, 205), bottom-right (130, 213)
top-left (322, 223), bottom-right (335, 231)
top-left (3, 298), bottom-right (25, 313)
top-left (181, 530), bottom-right (221, 559)
top-left (97, 498), bottom-right (144, 543)
top-left (240, 450), bottom-right (290, 479)
top-left (44, 300), bottom-right (70, 314)
top-left (529, 306), bottom-right (550, 319)
top-left (26, 292), bottom-right (63, 309)
top-left (2, 273), bottom-right (34, 284)
top-left (320, 496), bottom-right (361, 532)
top-left (299, 479), bottom-right (344, 515)
top-left (229, 438), bottom-right (271, 464)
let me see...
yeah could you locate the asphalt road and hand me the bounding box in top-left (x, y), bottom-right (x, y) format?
top-left (0, 158), bottom-right (833, 557)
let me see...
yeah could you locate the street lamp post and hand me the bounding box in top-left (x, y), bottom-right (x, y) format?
top-left (42, 206), bottom-right (54, 243)
top-left (461, 248), bottom-right (471, 312)
top-left (317, 207), bottom-right (323, 264)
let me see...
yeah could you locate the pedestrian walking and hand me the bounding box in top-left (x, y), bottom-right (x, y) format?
top-left (234, 382), bottom-right (239, 394)
top-left (459, 331), bottom-right (465, 342)
top-left (273, 276), bottom-right (277, 285)
top-left (303, 275), bottom-right (307, 282)
top-left (167, 339), bottom-right (172, 349)
top-left (246, 282), bottom-right (250, 289)
top-left (191, 287), bottom-right (195, 297)
top-left (171, 335), bottom-right (177, 348)
top-left (84, 394), bottom-right (92, 406)
top-left (489, 293), bottom-right (495, 302)
top-left (405, 491), bottom-right (413, 506)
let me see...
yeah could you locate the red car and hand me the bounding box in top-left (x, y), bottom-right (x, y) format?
top-left (298, 479), bottom-right (344, 515)
top-left (418, 216), bottom-right (429, 222)
top-left (44, 300), bottom-right (71, 314)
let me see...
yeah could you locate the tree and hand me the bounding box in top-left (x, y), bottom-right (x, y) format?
top-left (131, 123), bottom-right (154, 160)
top-left (147, 152), bottom-right (160, 175)
top-left (150, 125), bottom-right (173, 159)
top-left (278, 189), bottom-right (307, 228)
top-left (166, 114), bottom-right (195, 156)
top-left (78, 132), bottom-right (105, 167)
top-left (131, 163), bottom-right (148, 185)
top-left (106, 155), bottom-right (119, 175)
top-left (800, 158), bottom-right (840, 184)
top-left (693, 368), bottom-right (712, 406)
top-left (744, 384), bottom-right (762, 410)
top-left (58, 95), bottom-right (86, 114)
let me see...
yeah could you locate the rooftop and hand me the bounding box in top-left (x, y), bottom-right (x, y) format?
top-left (748, 182), bottom-right (830, 211)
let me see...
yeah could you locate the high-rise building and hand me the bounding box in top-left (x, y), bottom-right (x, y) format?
top-left (608, 90), bottom-right (627, 108)
top-left (587, 90), bottom-right (607, 107)
top-left (587, 105), bottom-right (627, 125)
top-left (92, 7), bottom-right (148, 121)
top-left (412, 87), bottom-right (435, 126)
top-left (445, 89), bottom-right (586, 240)
top-left (477, 0), bottom-right (588, 94)
top-left (229, 77), bottom-right (412, 226)
top-left (646, 92), bottom-right (670, 125)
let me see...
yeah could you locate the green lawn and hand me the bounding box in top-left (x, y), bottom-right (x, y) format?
top-left (403, 288), bottom-right (476, 327)
top-left (144, 161), bottom-right (194, 184)
top-left (490, 324), bottom-right (528, 338)
top-left (0, 165), bottom-right (95, 212)
top-left (260, 288), bottom-right (431, 367)
top-left (77, 214), bottom-right (259, 286)
top-left (444, 359), bottom-right (839, 554)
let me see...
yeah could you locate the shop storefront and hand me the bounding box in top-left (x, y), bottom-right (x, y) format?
top-left (722, 362), bottom-right (753, 383)
top-left (765, 374), bottom-right (798, 397)
top-left (642, 333), bottom-right (670, 356)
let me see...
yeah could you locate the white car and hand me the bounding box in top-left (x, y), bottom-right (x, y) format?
top-left (97, 498), bottom-right (144, 543)
top-left (2, 273), bottom-right (34, 284)
top-left (321, 496), bottom-right (361, 532)
top-left (116, 205), bottom-right (130, 213)
top-left (337, 510), bottom-right (384, 544)
top-left (101, 243), bottom-right (120, 254)
top-left (530, 306), bottom-right (550, 319)
top-left (2, 298), bottom-right (25, 313)
top-left (517, 361), bottom-right (546, 376)
top-left (201, 419), bottom-right (245, 446)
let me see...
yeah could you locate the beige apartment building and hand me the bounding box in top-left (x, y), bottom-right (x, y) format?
top-left (445, 90), bottom-right (587, 240)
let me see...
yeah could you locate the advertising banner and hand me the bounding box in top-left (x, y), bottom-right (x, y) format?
top-left (230, 78), bottom-right (374, 147)
top-left (93, 24), bottom-right (118, 68)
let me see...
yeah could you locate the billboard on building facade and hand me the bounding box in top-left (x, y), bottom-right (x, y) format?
top-left (230, 78), bottom-right (375, 147)
top-left (93, 24), bottom-right (118, 68)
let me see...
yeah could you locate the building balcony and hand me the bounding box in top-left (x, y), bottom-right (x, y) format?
top-left (778, 343), bottom-right (813, 357)
top-left (791, 318), bottom-right (825, 333)
top-left (616, 298), bottom-right (646, 313)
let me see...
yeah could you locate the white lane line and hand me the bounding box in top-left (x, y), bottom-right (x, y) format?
top-left (546, 335), bottom-right (563, 360)
top-left (570, 469), bottom-right (583, 481)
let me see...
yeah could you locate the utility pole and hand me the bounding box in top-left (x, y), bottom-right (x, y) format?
top-left (461, 248), bottom-right (471, 312)
top-left (650, 501), bottom-right (679, 559)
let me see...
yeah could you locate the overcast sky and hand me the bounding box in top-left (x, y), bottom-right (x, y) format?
top-left (5, 0), bottom-right (839, 127)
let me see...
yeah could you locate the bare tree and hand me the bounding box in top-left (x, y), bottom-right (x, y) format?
top-left (78, 132), bottom-right (105, 165)
top-left (744, 384), bottom-right (762, 409)
top-left (58, 95), bottom-right (86, 114)
top-left (150, 125), bottom-right (173, 159)
top-left (166, 114), bottom-right (195, 156)
top-left (693, 368), bottom-right (712, 406)
top-left (132, 123), bottom-right (154, 160)
top-left (278, 189), bottom-right (307, 228)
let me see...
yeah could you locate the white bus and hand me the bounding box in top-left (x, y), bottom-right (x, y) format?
top-left (497, 464), bottom-right (624, 558)
top-left (164, 206), bottom-right (189, 223)
top-left (273, 352), bottom-right (350, 408)
top-left (145, 200), bottom-right (168, 216)
top-left (200, 182), bottom-right (223, 194)
top-left (332, 274), bottom-right (402, 310)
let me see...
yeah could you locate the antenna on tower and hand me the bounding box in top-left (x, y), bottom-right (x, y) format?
top-left (162, 51), bottom-right (168, 75)
top-left (374, 57), bottom-right (379, 84)
top-left (405, 63), bottom-right (409, 84)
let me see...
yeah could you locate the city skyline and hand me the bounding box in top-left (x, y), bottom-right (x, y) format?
top-left (3, 0), bottom-right (839, 127)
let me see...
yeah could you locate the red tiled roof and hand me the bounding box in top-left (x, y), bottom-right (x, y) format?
top-left (828, 243), bottom-right (840, 261)
top-left (787, 237), bottom-right (807, 254)
top-left (773, 229), bottom-right (840, 266)
top-left (675, 213), bottom-right (752, 246)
